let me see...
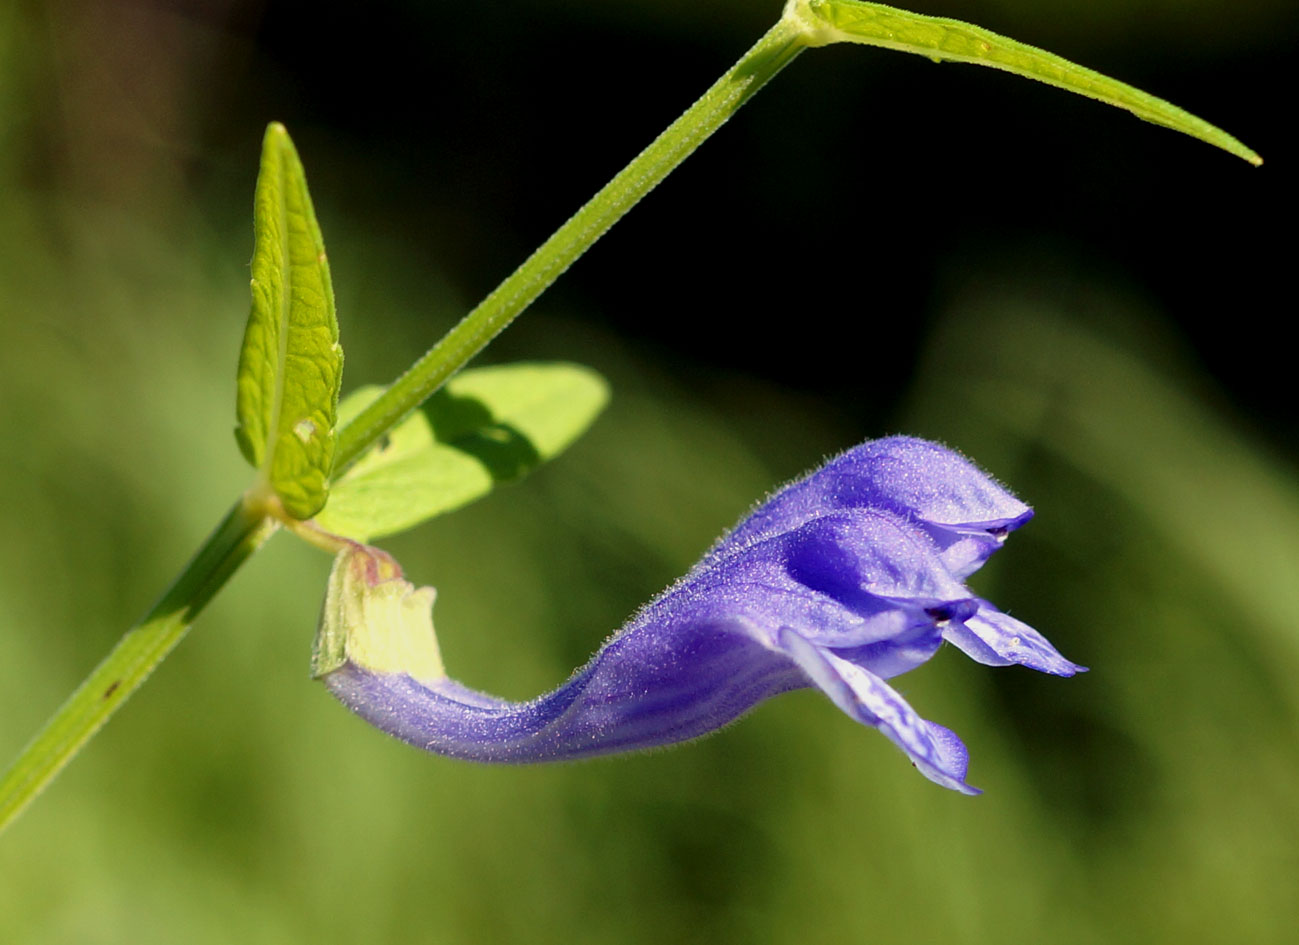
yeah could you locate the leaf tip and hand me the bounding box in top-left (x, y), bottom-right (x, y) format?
top-left (1217, 137), bottom-right (1262, 167)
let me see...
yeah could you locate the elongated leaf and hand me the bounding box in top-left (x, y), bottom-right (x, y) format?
top-left (794, 0), bottom-right (1261, 165)
top-left (235, 122), bottom-right (344, 519)
top-left (315, 362), bottom-right (609, 541)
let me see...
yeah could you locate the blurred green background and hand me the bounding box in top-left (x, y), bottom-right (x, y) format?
top-left (1, 0), bottom-right (1295, 942)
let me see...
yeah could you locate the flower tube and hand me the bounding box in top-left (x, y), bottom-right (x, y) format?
top-left (313, 437), bottom-right (1083, 793)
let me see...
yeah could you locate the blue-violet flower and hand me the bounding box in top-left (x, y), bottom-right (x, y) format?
top-left (312, 436), bottom-right (1083, 793)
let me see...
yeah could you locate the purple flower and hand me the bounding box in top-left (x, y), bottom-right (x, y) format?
top-left (313, 436), bottom-right (1083, 793)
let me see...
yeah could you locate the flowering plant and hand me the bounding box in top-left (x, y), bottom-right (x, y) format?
top-left (0, 0), bottom-right (1254, 831)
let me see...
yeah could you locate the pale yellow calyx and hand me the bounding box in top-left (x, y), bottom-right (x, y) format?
top-left (312, 545), bottom-right (445, 684)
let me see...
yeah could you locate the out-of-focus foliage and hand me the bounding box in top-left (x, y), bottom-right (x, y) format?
top-left (0, 0), bottom-right (1293, 943)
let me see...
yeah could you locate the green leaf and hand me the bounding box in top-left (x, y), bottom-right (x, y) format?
top-left (234, 122), bottom-right (344, 520)
top-left (793, 0), bottom-right (1261, 166)
top-left (315, 362), bottom-right (610, 541)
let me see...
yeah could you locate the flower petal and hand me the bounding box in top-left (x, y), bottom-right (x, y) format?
top-left (703, 436), bottom-right (1031, 579)
top-left (943, 602), bottom-right (1087, 676)
top-left (777, 628), bottom-right (978, 794)
top-left (679, 508), bottom-right (977, 651)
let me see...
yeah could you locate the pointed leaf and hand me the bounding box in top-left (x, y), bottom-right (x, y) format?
top-left (794, 0), bottom-right (1261, 166)
top-left (235, 122), bottom-right (344, 519)
top-left (315, 362), bottom-right (609, 541)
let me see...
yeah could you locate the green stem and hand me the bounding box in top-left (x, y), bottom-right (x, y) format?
top-left (334, 14), bottom-right (809, 471)
top-left (0, 501), bottom-right (275, 835)
top-left (0, 12), bottom-right (811, 837)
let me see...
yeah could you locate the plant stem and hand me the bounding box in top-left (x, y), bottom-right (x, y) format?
top-left (0, 501), bottom-right (275, 835)
top-left (333, 14), bottom-right (808, 472)
top-left (0, 12), bottom-right (811, 836)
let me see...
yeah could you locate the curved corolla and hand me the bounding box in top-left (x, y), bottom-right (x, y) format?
top-left (313, 436), bottom-right (1083, 793)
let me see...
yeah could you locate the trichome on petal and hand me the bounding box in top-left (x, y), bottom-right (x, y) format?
top-left (313, 436), bottom-right (1083, 793)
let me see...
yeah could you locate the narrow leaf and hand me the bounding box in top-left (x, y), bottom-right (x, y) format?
top-left (235, 122), bottom-right (344, 519)
top-left (794, 0), bottom-right (1261, 166)
top-left (315, 362), bottom-right (609, 541)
